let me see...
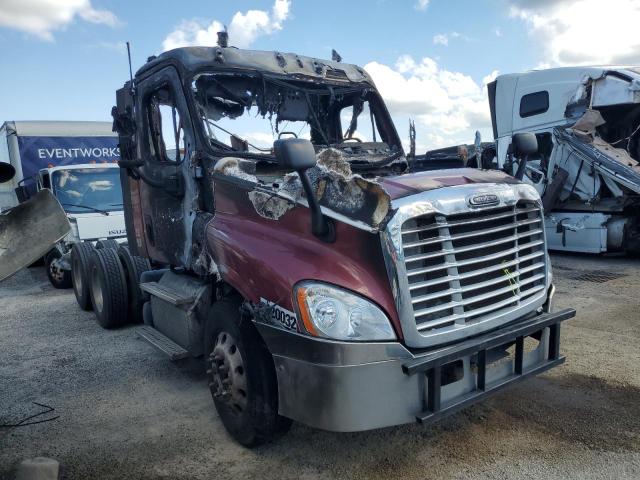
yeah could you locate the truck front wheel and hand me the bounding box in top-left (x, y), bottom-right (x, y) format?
top-left (205, 299), bottom-right (292, 446)
top-left (45, 249), bottom-right (72, 289)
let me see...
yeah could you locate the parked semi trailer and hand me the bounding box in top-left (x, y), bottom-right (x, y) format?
top-left (75, 38), bottom-right (575, 446)
top-left (0, 121), bottom-right (127, 287)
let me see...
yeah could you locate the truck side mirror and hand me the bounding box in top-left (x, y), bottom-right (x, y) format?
top-left (273, 138), bottom-right (334, 243)
top-left (512, 133), bottom-right (538, 157)
top-left (0, 162), bottom-right (15, 183)
top-left (14, 186), bottom-right (29, 203)
top-left (273, 138), bottom-right (317, 171)
top-left (510, 133), bottom-right (538, 180)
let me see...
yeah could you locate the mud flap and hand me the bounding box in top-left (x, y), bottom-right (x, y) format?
top-left (0, 189), bottom-right (70, 281)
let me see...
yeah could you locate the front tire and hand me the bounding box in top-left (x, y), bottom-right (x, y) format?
top-left (45, 249), bottom-right (72, 289)
top-left (205, 299), bottom-right (291, 447)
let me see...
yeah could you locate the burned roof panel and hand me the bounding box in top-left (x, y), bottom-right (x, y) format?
top-left (137, 47), bottom-right (372, 85)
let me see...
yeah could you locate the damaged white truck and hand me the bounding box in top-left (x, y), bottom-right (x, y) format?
top-left (92, 37), bottom-right (577, 446)
top-left (487, 67), bottom-right (640, 253)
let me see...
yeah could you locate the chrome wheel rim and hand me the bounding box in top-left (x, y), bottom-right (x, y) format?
top-left (208, 331), bottom-right (248, 414)
top-left (49, 260), bottom-right (64, 282)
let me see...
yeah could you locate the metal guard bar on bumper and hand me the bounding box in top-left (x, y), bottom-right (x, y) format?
top-left (255, 307), bottom-right (575, 432)
top-left (403, 307), bottom-right (575, 424)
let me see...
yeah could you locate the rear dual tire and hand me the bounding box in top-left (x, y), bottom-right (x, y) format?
top-left (117, 246), bottom-right (151, 324)
top-left (71, 242), bottom-right (95, 310)
top-left (89, 248), bottom-right (128, 329)
top-left (95, 239), bottom-right (120, 250)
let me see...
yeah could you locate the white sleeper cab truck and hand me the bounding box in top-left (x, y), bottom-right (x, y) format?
top-left (0, 121), bottom-right (127, 287)
top-left (487, 67), bottom-right (640, 254)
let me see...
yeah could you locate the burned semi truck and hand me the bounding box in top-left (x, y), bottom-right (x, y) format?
top-left (92, 42), bottom-right (575, 445)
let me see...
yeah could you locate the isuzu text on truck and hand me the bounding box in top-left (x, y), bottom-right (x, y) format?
top-left (0, 121), bottom-right (127, 288)
top-left (86, 37), bottom-right (576, 446)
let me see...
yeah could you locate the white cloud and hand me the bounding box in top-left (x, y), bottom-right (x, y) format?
top-left (365, 55), bottom-right (497, 150)
top-left (433, 34), bottom-right (448, 46)
top-left (415, 0), bottom-right (429, 11)
top-left (494, 28), bottom-right (502, 37)
top-left (95, 41), bottom-right (126, 54)
top-left (162, 0), bottom-right (291, 51)
top-left (0, 0), bottom-right (119, 41)
top-left (509, 0), bottom-right (640, 65)
top-left (243, 132), bottom-right (276, 149)
top-left (162, 19), bottom-right (224, 51)
top-left (432, 31), bottom-right (467, 47)
top-left (482, 70), bottom-right (499, 86)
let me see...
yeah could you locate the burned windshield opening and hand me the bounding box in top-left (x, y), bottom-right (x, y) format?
top-left (191, 72), bottom-right (402, 162)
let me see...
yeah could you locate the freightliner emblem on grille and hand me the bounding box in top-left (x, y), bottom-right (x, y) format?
top-left (468, 193), bottom-right (500, 207)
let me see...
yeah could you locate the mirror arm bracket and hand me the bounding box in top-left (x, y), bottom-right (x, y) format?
top-left (298, 170), bottom-right (335, 243)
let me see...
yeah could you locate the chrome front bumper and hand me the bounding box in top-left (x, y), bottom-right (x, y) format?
top-left (256, 306), bottom-right (575, 432)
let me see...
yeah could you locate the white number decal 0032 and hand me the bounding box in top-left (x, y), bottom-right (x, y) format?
top-left (260, 298), bottom-right (298, 332)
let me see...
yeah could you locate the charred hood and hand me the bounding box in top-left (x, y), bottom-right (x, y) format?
top-left (381, 168), bottom-right (522, 200)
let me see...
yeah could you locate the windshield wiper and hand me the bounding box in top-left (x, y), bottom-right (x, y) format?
top-left (203, 118), bottom-right (271, 152)
top-left (61, 203), bottom-right (110, 216)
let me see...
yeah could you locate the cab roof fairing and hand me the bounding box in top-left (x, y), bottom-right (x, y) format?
top-left (568, 69), bottom-right (640, 113)
top-left (494, 66), bottom-right (640, 84)
top-left (126, 46), bottom-right (404, 163)
top-left (134, 47), bottom-right (373, 85)
top-left (490, 66), bottom-right (640, 140)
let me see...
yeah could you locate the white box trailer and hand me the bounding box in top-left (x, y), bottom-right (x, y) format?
top-left (0, 121), bottom-right (127, 287)
top-left (0, 121), bottom-right (120, 210)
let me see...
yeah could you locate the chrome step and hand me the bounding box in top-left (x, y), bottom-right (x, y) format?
top-left (140, 281), bottom-right (196, 306)
top-left (135, 325), bottom-right (189, 361)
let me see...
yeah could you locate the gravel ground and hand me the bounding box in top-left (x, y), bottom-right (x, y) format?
top-left (1, 253), bottom-right (639, 479)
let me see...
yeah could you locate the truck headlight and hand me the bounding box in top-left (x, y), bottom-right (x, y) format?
top-left (295, 282), bottom-right (396, 341)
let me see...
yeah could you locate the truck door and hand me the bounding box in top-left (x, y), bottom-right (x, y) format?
top-left (135, 66), bottom-right (195, 266)
top-left (37, 171), bottom-right (51, 192)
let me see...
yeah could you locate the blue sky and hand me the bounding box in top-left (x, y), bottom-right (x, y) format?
top-left (1, 0), bottom-right (639, 150)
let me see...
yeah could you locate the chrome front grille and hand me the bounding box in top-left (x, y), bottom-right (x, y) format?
top-left (400, 201), bottom-right (546, 333)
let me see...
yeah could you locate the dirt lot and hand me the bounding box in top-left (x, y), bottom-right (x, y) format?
top-left (1, 253), bottom-right (639, 479)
